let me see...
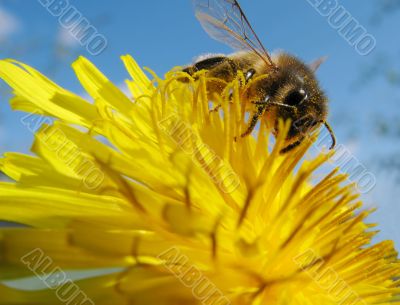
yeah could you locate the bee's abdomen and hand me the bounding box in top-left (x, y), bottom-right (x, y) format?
top-left (187, 56), bottom-right (227, 74)
top-left (182, 55), bottom-right (240, 79)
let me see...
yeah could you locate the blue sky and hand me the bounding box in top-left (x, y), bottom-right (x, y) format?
top-left (0, 0), bottom-right (399, 244)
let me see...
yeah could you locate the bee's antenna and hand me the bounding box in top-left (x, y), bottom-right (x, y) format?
top-left (321, 121), bottom-right (336, 150)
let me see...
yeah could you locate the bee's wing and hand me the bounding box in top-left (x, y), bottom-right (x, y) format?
top-left (193, 0), bottom-right (276, 68)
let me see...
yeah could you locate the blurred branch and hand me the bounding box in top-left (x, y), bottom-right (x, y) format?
top-left (353, 54), bottom-right (400, 89)
top-left (354, 0), bottom-right (400, 90)
top-left (0, 12), bottom-right (112, 98)
top-left (371, 0), bottom-right (400, 24)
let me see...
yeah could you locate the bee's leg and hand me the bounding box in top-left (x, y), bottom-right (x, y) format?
top-left (209, 100), bottom-right (235, 113)
top-left (280, 137), bottom-right (305, 154)
top-left (252, 100), bottom-right (298, 115)
top-left (210, 104), bottom-right (222, 113)
top-left (237, 104), bottom-right (268, 139)
top-left (268, 102), bottom-right (296, 111)
top-left (253, 101), bottom-right (295, 110)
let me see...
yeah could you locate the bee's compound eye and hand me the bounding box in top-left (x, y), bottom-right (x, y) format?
top-left (285, 89), bottom-right (308, 106)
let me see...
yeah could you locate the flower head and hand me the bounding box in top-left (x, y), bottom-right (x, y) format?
top-left (0, 56), bottom-right (399, 305)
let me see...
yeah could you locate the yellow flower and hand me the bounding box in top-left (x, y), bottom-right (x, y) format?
top-left (0, 56), bottom-right (399, 305)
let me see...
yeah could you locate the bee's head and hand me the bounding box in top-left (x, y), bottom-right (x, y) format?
top-left (268, 53), bottom-right (335, 151)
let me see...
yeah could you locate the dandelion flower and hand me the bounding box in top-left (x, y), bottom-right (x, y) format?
top-left (0, 56), bottom-right (399, 305)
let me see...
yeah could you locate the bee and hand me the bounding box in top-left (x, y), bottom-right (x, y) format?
top-left (182, 0), bottom-right (336, 153)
